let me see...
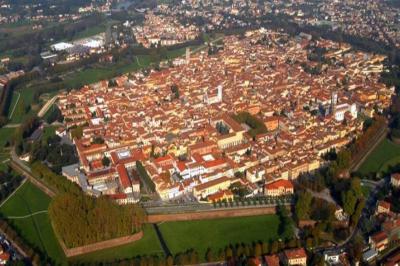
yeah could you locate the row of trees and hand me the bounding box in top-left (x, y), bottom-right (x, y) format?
top-left (0, 219), bottom-right (42, 265)
top-left (0, 167), bottom-right (23, 203)
top-left (14, 116), bottom-right (41, 155)
top-left (72, 237), bottom-right (304, 266)
top-left (136, 161), bottom-right (155, 192)
top-left (49, 192), bottom-right (146, 248)
top-left (349, 115), bottom-right (386, 162)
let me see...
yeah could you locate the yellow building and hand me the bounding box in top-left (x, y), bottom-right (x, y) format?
top-left (193, 176), bottom-right (231, 199)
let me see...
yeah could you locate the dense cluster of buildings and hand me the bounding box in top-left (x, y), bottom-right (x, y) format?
top-left (253, 247), bottom-right (307, 266)
top-left (301, 0), bottom-right (400, 49)
top-left (0, 0), bottom-right (111, 25)
top-left (57, 29), bottom-right (394, 204)
top-left (0, 70), bottom-right (24, 91)
top-left (43, 33), bottom-right (106, 63)
top-left (132, 11), bottom-right (199, 48)
top-left (358, 174), bottom-right (400, 264)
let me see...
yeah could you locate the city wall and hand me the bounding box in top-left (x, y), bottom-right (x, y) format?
top-left (147, 206), bottom-right (278, 223)
top-left (60, 231), bottom-right (143, 257)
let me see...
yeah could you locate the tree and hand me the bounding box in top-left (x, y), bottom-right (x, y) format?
top-left (49, 192), bottom-right (146, 248)
top-left (270, 241), bottom-right (279, 254)
top-left (70, 126), bottom-right (83, 139)
top-left (225, 246), bottom-right (233, 260)
top-left (295, 191), bottom-right (312, 220)
top-left (261, 242), bottom-right (269, 254)
top-left (253, 243), bottom-right (262, 257)
top-left (205, 248), bottom-right (214, 262)
top-left (102, 156), bottom-right (111, 167)
top-left (277, 205), bottom-right (294, 240)
top-left (136, 161), bottom-right (156, 192)
top-left (166, 256), bottom-right (173, 266)
top-left (170, 84), bottom-right (179, 99)
top-left (342, 190), bottom-right (357, 215)
top-left (189, 250), bottom-right (199, 264)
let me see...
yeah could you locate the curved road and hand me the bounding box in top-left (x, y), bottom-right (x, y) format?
top-left (6, 210), bottom-right (48, 219)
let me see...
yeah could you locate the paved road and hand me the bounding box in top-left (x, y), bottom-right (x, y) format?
top-left (37, 95), bottom-right (58, 118)
top-left (10, 148), bottom-right (56, 198)
top-left (6, 210), bottom-right (48, 219)
top-left (3, 123), bottom-right (21, 128)
top-left (335, 178), bottom-right (384, 249)
top-left (8, 91), bottom-right (20, 120)
top-left (306, 188), bottom-right (337, 205)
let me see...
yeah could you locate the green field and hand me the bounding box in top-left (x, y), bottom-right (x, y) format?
top-left (8, 88), bottom-right (37, 124)
top-left (70, 224), bottom-right (163, 263)
top-left (159, 215), bottom-right (281, 259)
top-left (0, 181), bottom-right (66, 265)
top-left (357, 138), bottom-right (400, 175)
top-left (42, 126), bottom-right (56, 141)
top-left (0, 127), bottom-right (15, 169)
top-left (0, 127), bottom-right (14, 148)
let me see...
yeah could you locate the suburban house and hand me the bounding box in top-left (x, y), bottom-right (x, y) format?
top-left (264, 179), bottom-right (294, 197)
top-left (283, 248), bottom-right (307, 266)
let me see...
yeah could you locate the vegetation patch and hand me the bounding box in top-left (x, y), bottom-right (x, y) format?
top-left (357, 138), bottom-right (400, 176)
top-left (232, 111), bottom-right (268, 138)
top-left (0, 181), bottom-right (66, 265)
top-left (159, 214), bottom-right (283, 260)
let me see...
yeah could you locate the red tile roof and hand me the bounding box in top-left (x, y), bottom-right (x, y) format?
top-left (116, 164), bottom-right (132, 189)
top-left (264, 255), bottom-right (280, 266)
top-left (265, 179), bottom-right (294, 190)
top-left (284, 248), bottom-right (307, 260)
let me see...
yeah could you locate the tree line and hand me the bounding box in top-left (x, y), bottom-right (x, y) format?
top-left (0, 167), bottom-right (23, 203)
top-left (49, 192), bottom-right (146, 248)
top-left (136, 161), bottom-right (155, 192)
top-left (0, 219), bottom-right (43, 265)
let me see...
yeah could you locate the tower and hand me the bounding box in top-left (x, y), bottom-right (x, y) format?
top-left (217, 85), bottom-right (223, 102)
top-left (186, 47), bottom-right (191, 64)
top-left (331, 91), bottom-right (338, 113)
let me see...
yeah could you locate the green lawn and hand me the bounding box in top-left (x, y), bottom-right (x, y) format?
top-left (357, 138), bottom-right (400, 175)
top-left (42, 126), bottom-right (56, 141)
top-left (0, 181), bottom-right (67, 265)
top-left (361, 185), bottom-right (371, 198)
top-left (9, 87), bottom-right (37, 124)
top-left (159, 215), bottom-right (281, 260)
top-left (0, 128), bottom-right (14, 148)
top-left (69, 224), bottom-right (163, 263)
top-left (0, 127), bottom-right (15, 168)
top-left (71, 24), bottom-right (106, 41)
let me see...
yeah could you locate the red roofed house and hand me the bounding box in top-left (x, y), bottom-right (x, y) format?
top-left (193, 176), bottom-right (231, 199)
top-left (369, 231), bottom-right (389, 252)
top-left (116, 164), bottom-right (133, 194)
top-left (391, 173), bottom-right (400, 188)
top-left (189, 140), bottom-right (218, 156)
top-left (0, 246), bottom-right (10, 265)
top-left (207, 189), bottom-right (234, 203)
top-left (264, 254), bottom-right (280, 266)
top-left (376, 200), bottom-right (391, 215)
top-left (284, 248), bottom-right (307, 266)
top-left (265, 179), bottom-right (294, 197)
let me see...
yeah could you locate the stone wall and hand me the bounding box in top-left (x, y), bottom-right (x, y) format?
top-left (148, 206), bottom-right (277, 223)
top-left (60, 231), bottom-right (143, 257)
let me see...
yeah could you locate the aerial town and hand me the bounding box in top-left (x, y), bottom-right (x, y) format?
top-left (57, 29), bottom-right (393, 204)
top-left (1, 0), bottom-right (400, 265)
